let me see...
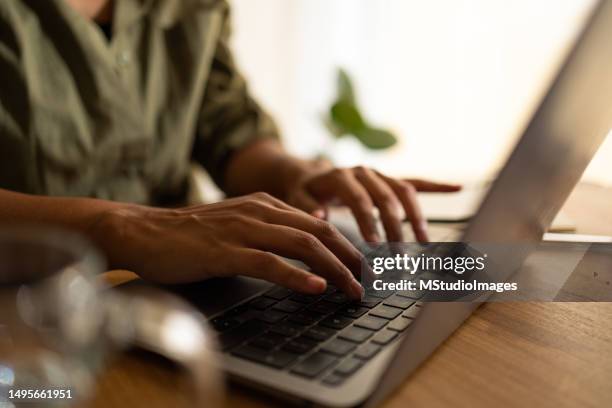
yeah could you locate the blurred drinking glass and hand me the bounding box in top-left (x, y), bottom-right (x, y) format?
top-left (0, 228), bottom-right (224, 407)
top-left (0, 228), bottom-right (106, 407)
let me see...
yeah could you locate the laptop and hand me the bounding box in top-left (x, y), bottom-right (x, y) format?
top-left (176, 2), bottom-right (612, 406)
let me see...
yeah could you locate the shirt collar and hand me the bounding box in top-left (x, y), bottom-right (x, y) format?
top-left (114, 0), bottom-right (155, 32)
top-left (117, 0), bottom-right (222, 30)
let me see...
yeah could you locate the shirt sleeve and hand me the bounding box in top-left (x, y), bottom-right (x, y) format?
top-left (192, 3), bottom-right (280, 191)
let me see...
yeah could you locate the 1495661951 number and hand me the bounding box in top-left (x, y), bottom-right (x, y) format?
top-left (7, 388), bottom-right (73, 400)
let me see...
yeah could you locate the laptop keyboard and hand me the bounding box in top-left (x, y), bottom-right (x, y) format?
top-left (210, 284), bottom-right (422, 386)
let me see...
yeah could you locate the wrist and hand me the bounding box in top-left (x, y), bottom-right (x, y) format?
top-left (85, 201), bottom-right (145, 270)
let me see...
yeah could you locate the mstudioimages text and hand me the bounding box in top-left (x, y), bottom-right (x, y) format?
top-left (371, 279), bottom-right (518, 293)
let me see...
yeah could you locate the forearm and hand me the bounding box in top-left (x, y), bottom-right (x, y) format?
top-left (0, 188), bottom-right (128, 257)
top-left (224, 138), bottom-right (331, 199)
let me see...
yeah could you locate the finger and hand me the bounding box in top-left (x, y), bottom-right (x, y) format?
top-left (403, 179), bottom-right (462, 192)
top-left (236, 249), bottom-right (327, 294)
top-left (354, 168), bottom-right (404, 242)
top-left (242, 222), bottom-right (363, 299)
top-left (261, 208), bottom-right (365, 278)
top-left (290, 189), bottom-right (327, 219)
top-left (322, 170), bottom-right (380, 242)
top-left (387, 180), bottom-right (429, 243)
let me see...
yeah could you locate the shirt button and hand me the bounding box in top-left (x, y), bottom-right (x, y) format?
top-left (117, 51), bottom-right (131, 67)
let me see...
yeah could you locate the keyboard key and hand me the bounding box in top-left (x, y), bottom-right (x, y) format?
top-left (334, 358), bottom-right (363, 376)
top-left (358, 296), bottom-right (382, 308)
top-left (369, 305), bottom-right (402, 320)
top-left (339, 305), bottom-right (369, 318)
top-left (249, 333), bottom-right (287, 351)
top-left (366, 290), bottom-right (393, 299)
top-left (283, 337), bottom-right (318, 354)
top-left (321, 339), bottom-right (357, 356)
top-left (224, 304), bottom-right (251, 317)
top-left (249, 297), bottom-right (277, 310)
top-left (323, 285), bottom-right (338, 295)
top-left (325, 292), bottom-right (351, 304)
top-left (338, 326), bottom-right (374, 343)
top-left (372, 330), bottom-right (398, 345)
top-left (307, 301), bottom-right (340, 315)
top-left (211, 316), bottom-right (241, 332)
top-left (388, 317), bottom-right (412, 332)
top-left (233, 346), bottom-right (298, 369)
top-left (219, 320), bottom-right (267, 351)
top-left (383, 295), bottom-right (415, 310)
top-left (322, 373), bottom-right (345, 386)
top-left (291, 352), bottom-right (338, 378)
top-left (320, 315), bottom-right (353, 330)
top-left (264, 286), bottom-right (293, 300)
top-left (303, 326), bottom-right (336, 342)
top-left (288, 311), bottom-right (321, 326)
top-left (354, 343), bottom-right (381, 360)
top-left (289, 294), bottom-right (321, 304)
top-left (273, 300), bottom-right (303, 313)
top-left (402, 305), bottom-right (421, 319)
top-left (354, 316), bottom-right (388, 331)
top-left (268, 322), bottom-right (303, 337)
top-left (257, 310), bottom-right (287, 324)
top-left (397, 289), bottom-right (425, 300)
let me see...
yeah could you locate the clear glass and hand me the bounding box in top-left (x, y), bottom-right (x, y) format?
top-left (0, 227), bottom-right (107, 407)
top-left (0, 227), bottom-right (224, 408)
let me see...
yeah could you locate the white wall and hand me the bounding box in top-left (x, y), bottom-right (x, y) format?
top-left (230, 0), bottom-right (611, 185)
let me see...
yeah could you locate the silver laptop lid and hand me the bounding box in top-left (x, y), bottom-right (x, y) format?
top-left (463, 0), bottom-right (612, 244)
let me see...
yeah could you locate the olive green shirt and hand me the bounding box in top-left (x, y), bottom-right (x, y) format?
top-left (0, 0), bottom-right (278, 204)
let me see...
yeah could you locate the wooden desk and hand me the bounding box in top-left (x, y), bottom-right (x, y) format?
top-left (92, 183), bottom-right (612, 408)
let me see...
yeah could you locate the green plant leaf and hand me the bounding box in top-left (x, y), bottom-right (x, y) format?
top-left (354, 127), bottom-right (398, 150)
top-left (322, 115), bottom-right (346, 138)
top-left (330, 100), bottom-right (366, 134)
top-left (324, 67), bottom-right (398, 150)
top-left (337, 68), bottom-right (356, 104)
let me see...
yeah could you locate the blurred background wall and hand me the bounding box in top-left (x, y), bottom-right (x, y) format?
top-left (229, 0), bottom-right (611, 186)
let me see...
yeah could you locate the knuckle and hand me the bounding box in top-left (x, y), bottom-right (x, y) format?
top-left (355, 193), bottom-right (373, 207)
top-left (316, 220), bottom-right (339, 238)
top-left (253, 252), bottom-right (280, 270)
top-left (253, 191), bottom-right (274, 202)
top-left (383, 205), bottom-right (401, 221)
top-left (293, 232), bottom-right (321, 251)
top-left (242, 197), bottom-right (268, 212)
top-left (377, 187), bottom-right (395, 201)
top-left (333, 167), bottom-right (350, 179)
top-left (353, 165), bottom-right (368, 176)
top-left (400, 182), bottom-right (417, 196)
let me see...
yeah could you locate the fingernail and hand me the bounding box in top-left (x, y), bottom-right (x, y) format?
top-left (312, 209), bottom-right (326, 219)
top-left (418, 221), bottom-right (430, 242)
top-left (369, 233), bottom-right (381, 243)
top-left (306, 276), bottom-right (326, 293)
top-left (351, 279), bottom-right (364, 299)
